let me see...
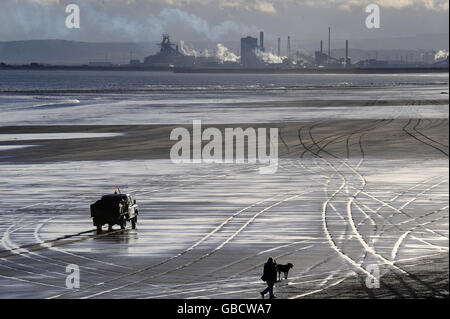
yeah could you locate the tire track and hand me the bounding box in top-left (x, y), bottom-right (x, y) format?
top-left (47, 190), bottom-right (307, 298)
top-left (79, 192), bottom-right (312, 299)
top-left (403, 119), bottom-right (448, 157)
top-left (306, 121), bottom-right (448, 297)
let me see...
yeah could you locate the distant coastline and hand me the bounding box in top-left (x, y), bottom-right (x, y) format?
top-left (0, 63), bottom-right (448, 74)
top-left (0, 63), bottom-right (171, 72)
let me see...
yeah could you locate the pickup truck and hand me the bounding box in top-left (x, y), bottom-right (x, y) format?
top-left (90, 193), bottom-right (139, 232)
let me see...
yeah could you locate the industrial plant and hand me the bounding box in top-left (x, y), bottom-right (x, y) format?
top-left (1, 28), bottom-right (448, 73)
top-left (131, 28), bottom-right (449, 72)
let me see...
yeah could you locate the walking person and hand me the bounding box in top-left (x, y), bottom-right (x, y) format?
top-left (260, 257), bottom-right (277, 299)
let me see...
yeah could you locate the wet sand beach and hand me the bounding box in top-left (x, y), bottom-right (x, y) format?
top-left (0, 117), bottom-right (448, 298)
top-left (0, 72), bottom-right (448, 299)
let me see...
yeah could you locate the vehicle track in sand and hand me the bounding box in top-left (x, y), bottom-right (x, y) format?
top-left (403, 119), bottom-right (448, 157)
top-left (296, 119), bottom-right (448, 298)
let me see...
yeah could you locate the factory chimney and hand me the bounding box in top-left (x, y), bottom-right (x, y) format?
top-left (345, 40), bottom-right (349, 67)
top-left (328, 27), bottom-right (331, 57)
top-left (277, 37), bottom-right (281, 56)
top-left (320, 40), bottom-right (323, 54)
top-left (260, 31), bottom-right (265, 52)
top-left (287, 36), bottom-right (291, 58)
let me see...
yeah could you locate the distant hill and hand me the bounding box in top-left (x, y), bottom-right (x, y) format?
top-left (0, 40), bottom-right (156, 65)
top-left (347, 33), bottom-right (449, 51)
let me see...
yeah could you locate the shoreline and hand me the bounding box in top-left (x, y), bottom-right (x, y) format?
top-left (1, 65), bottom-right (448, 74)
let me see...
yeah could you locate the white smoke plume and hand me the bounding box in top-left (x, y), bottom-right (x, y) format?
top-left (0, 2), bottom-right (259, 42)
top-left (179, 40), bottom-right (210, 57)
top-left (255, 50), bottom-right (286, 64)
top-left (156, 8), bottom-right (258, 41)
top-left (178, 42), bottom-right (239, 63)
top-left (434, 49), bottom-right (449, 61)
top-left (216, 44), bottom-right (239, 63)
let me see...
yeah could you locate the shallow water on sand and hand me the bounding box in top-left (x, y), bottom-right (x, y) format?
top-left (0, 71), bottom-right (448, 298)
top-left (0, 71), bottom-right (448, 125)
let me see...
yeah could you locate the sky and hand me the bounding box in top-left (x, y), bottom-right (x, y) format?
top-left (0, 0), bottom-right (448, 43)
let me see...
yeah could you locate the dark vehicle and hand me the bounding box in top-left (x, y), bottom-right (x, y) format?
top-left (90, 193), bottom-right (139, 232)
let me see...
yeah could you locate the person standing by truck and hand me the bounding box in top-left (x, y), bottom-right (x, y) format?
top-left (260, 257), bottom-right (277, 299)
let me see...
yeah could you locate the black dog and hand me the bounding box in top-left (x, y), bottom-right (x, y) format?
top-left (276, 263), bottom-right (293, 281)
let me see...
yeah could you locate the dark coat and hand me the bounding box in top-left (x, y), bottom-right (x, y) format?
top-left (261, 261), bottom-right (277, 283)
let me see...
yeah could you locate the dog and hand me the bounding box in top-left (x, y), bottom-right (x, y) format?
top-left (276, 263), bottom-right (293, 281)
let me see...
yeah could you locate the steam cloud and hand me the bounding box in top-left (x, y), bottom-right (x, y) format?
top-left (156, 8), bottom-right (258, 41)
top-left (216, 44), bottom-right (239, 63)
top-left (178, 41), bottom-right (292, 64)
top-left (255, 50), bottom-right (285, 64)
top-left (0, 3), bottom-right (259, 42)
top-left (435, 49), bottom-right (449, 60)
top-left (179, 42), bottom-right (239, 63)
top-left (0, 1), bottom-right (447, 48)
top-left (179, 40), bottom-right (210, 58)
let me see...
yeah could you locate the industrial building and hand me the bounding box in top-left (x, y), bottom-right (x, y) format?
top-left (260, 32), bottom-right (265, 52)
top-left (240, 36), bottom-right (259, 67)
top-left (135, 30), bottom-right (447, 71)
top-left (143, 34), bottom-right (195, 68)
top-left (314, 27), bottom-right (351, 68)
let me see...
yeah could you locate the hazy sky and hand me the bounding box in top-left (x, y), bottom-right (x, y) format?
top-left (0, 0), bottom-right (448, 42)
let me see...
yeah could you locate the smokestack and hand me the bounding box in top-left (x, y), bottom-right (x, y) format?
top-left (277, 37), bottom-right (281, 56)
top-left (345, 40), bottom-right (348, 66)
top-left (287, 36), bottom-right (291, 58)
top-left (328, 27), bottom-right (331, 57)
top-left (260, 31), bottom-right (265, 52)
top-left (320, 40), bottom-right (323, 54)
